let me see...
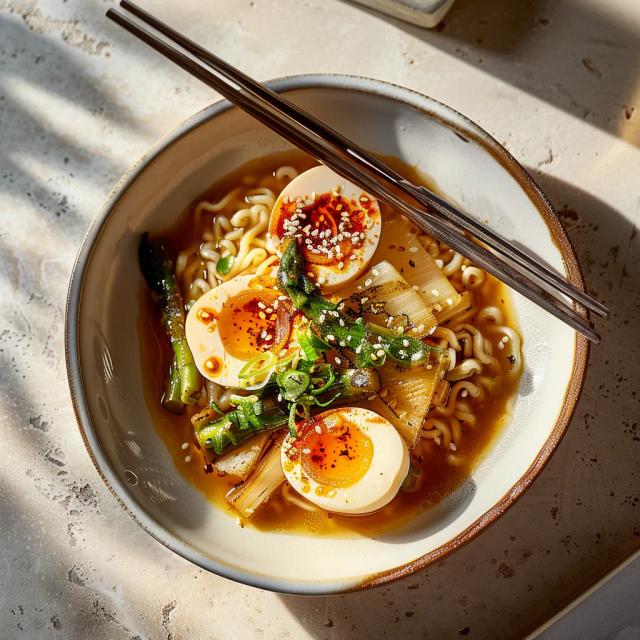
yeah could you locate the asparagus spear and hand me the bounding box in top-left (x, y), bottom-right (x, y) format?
top-left (162, 357), bottom-right (184, 414)
top-left (277, 238), bottom-right (442, 368)
top-left (139, 233), bottom-right (200, 405)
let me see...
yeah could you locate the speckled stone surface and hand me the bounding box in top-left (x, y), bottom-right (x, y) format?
top-left (1, 1), bottom-right (639, 638)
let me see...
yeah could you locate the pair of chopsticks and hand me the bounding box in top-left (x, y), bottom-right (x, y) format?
top-left (107, 1), bottom-right (607, 343)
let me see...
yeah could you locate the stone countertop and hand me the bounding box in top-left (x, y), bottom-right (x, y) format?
top-left (1, 0), bottom-right (639, 638)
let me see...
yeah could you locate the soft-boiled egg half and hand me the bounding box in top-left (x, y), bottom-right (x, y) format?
top-left (281, 407), bottom-right (409, 515)
top-left (185, 274), bottom-right (297, 387)
top-left (268, 165), bottom-right (382, 293)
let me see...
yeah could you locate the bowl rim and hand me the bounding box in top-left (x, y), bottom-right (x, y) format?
top-left (65, 73), bottom-right (589, 594)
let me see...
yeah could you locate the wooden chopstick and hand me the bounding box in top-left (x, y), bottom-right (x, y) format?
top-left (106, 3), bottom-right (602, 343)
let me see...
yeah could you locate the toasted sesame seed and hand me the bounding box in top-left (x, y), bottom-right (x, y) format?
top-left (371, 268), bottom-right (379, 277)
top-left (326, 334), bottom-right (335, 341)
top-left (315, 425), bottom-right (322, 434)
top-left (364, 278), bottom-right (373, 287)
top-left (409, 246), bottom-right (418, 253)
top-left (184, 455), bottom-right (192, 463)
top-left (181, 442), bottom-right (189, 450)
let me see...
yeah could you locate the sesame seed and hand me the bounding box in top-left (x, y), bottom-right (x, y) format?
top-left (461, 389), bottom-right (468, 397)
top-left (361, 297), bottom-right (369, 304)
top-left (376, 350), bottom-right (385, 358)
top-left (364, 278), bottom-right (373, 287)
top-left (337, 261), bottom-right (344, 269)
top-left (181, 442), bottom-right (189, 450)
top-left (315, 425), bottom-right (322, 434)
top-left (431, 289), bottom-right (439, 296)
top-left (335, 357), bottom-right (342, 365)
top-left (449, 442), bottom-right (457, 451)
top-left (446, 298), bottom-right (453, 306)
top-left (326, 334), bottom-right (335, 341)
top-left (412, 285), bottom-right (419, 291)
top-left (367, 394), bottom-right (376, 401)
top-left (371, 268), bottom-right (379, 276)
top-left (498, 342), bottom-right (504, 350)
top-left (379, 387), bottom-right (388, 398)
top-left (184, 455), bottom-right (192, 463)
top-left (409, 246), bottom-right (418, 253)
top-left (339, 340), bottom-right (346, 347)
top-left (402, 339), bottom-right (410, 347)
top-left (435, 259), bottom-right (444, 269)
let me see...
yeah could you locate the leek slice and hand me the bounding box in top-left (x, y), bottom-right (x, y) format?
top-left (214, 433), bottom-right (270, 480)
top-left (226, 436), bottom-right (286, 517)
top-left (349, 260), bottom-right (436, 337)
top-left (377, 354), bottom-right (447, 448)
top-left (434, 290), bottom-right (473, 324)
top-left (372, 215), bottom-right (462, 314)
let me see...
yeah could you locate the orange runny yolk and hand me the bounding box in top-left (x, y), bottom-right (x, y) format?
top-left (217, 288), bottom-right (281, 360)
top-left (298, 412), bottom-right (373, 488)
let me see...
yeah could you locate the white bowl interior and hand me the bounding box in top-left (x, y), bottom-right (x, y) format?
top-left (73, 78), bottom-right (577, 593)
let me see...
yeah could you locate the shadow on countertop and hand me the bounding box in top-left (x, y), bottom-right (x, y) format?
top-left (278, 172), bottom-right (640, 639)
top-left (342, 0), bottom-right (640, 148)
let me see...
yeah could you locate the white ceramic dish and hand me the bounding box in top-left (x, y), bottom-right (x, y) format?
top-left (65, 74), bottom-right (588, 594)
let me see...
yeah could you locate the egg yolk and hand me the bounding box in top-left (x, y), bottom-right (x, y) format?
top-left (217, 288), bottom-right (282, 360)
top-left (273, 192), bottom-right (371, 268)
top-left (298, 412), bottom-right (373, 488)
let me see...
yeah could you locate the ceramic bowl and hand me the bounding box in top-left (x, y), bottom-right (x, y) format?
top-left (65, 74), bottom-right (588, 594)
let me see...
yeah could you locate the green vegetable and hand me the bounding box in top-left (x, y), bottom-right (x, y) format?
top-left (162, 358), bottom-right (184, 414)
top-left (238, 352), bottom-right (277, 382)
top-left (139, 233), bottom-right (200, 405)
top-left (194, 367), bottom-right (381, 454)
top-left (196, 398), bottom-right (287, 454)
top-left (278, 369), bottom-right (311, 401)
top-left (216, 254), bottom-right (234, 275)
top-left (277, 239), bottom-right (442, 368)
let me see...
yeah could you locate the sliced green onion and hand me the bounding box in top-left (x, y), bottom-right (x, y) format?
top-left (310, 365), bottom-right (335, 395)
top-left (276, 350), bottom-right (297, 371)
top-left (216, 255), bottom-right (234, 275)
top-left (238, 352), bottom-right (277, 381)
top-left (288, 402), bottom-right (299, 438)
top-left (313, 392), bottom-right (341, 407)
top-left (279, 369), bottom-right (311, 401)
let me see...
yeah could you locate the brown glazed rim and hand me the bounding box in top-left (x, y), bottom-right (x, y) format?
top-left (65, 74), bottom-right (589, 595)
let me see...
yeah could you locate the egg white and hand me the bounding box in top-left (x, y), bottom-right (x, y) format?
top-left (268, 165), bottom-right (381, 293)
top-left (281, 407), bottom-right (409, 515)
top-left (185, 274), bottom-right (276, 388)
